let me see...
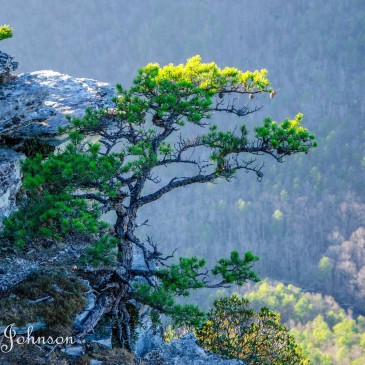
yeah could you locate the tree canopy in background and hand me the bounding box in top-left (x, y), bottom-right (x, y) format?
top-left (240, 280), bottom-right (365, 365)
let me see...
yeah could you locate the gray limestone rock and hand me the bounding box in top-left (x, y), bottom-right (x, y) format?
top-left (0, 70), bottom-right (115, 145)
top-left (144, 333), bottom-right (245, 365)
top-left (134, 305), bottom-right (164, 358)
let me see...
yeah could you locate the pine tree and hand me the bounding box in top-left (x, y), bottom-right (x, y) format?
top-left (1, 56), bottom-right (316, 351)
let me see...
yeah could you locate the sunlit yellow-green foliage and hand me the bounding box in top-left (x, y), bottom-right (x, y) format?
top-left (196, 295), bottom-right (309, 365)
top-left (114, 55), bottom-right (273, 126)
top-left (243, 281), bottom-right (365, 365)
top-left (138, 55), bottom-right (271, 94)
top-left (317, 256), bottom-right (334, 281)
top-left (244, 280), bottom-right (346, 324)
top-left (291, 316), bottom-right (365, 365)
top-left (0, 24), bottom-right (13, 41)
top-left (59, 56), bottom-right (316, 181)
top-left (255, 113), bottom-right (317, 155)
top-left (272, 209), bottom-right (283, 221)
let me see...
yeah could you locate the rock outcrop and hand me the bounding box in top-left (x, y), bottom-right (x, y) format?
top-left (0, 70), bottom-right (115, 145)
top-left (144, 333), bottom-right (245, 365)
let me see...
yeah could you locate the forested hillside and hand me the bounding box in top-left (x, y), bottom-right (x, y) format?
top-left (2, 0), bottom-right (364, 330)
top-left (242, 281), bottom-right (365, 365)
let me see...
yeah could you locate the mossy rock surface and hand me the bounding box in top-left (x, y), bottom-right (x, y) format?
top-left (0, 268), bottom-right (87, 337)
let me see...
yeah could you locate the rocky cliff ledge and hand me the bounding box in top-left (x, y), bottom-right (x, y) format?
top-left (0, 57), bottom-right (244, 365)
top-left (0, 69), bottom-right (114, 144)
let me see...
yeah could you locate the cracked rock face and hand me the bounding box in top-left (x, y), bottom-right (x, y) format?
top-left (0, 148), bottom-right (24, 229)
top-left (0, 51), bottom-right (18, 83)
top-left (144, 333), bottom-right (245, 365)
top-left (0, 70), bottom-right (115, 145)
